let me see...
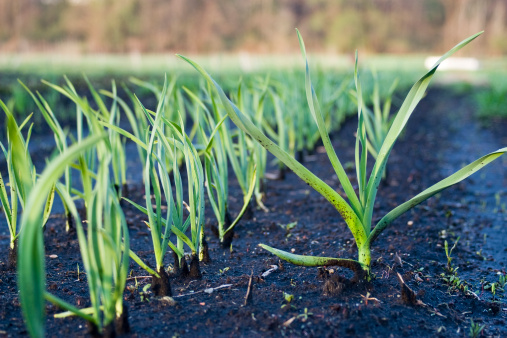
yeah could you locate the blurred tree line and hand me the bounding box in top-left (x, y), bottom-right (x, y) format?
top-left (1, 0), bottom-right (506, 55)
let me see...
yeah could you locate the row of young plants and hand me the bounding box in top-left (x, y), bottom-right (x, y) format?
top-left (2, 72), bottom-right (263, 336)
top-left (178, 29), bottom-right (506, 279)
top-left (1, 58), bottom-right (356, 336)
top-left (1, 30), bottom-right (505, 337)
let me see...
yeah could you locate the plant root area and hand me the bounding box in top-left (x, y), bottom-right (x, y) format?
top-left (1, 88), bottom-right (506, 337)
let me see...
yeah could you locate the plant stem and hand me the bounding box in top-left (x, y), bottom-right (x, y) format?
top-left (358, 243), bottom-right (371, 278)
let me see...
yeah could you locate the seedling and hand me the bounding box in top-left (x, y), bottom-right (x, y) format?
top-left (236, 77), bottom-right (270, 209)
top-left (498, 272), bottom-right (506, 289)
top-left (281, 292), bottom-right (295, 310)
top-left (192, 84), bottom-right (257, 247)
top-left (17, 134), bottom-right (108, 337)
top-left (19, 81), bottom-right (75, 230)
top-left (297, 308), bottom-right (313, 322)
top-left (469, 319), bottom-right (485, 338)
top-left (179, 30), bottom-right (506, 280)
top-left (123, 78), bottom-right (177, 292)
top-left (140, 284), bottom-right (152, 303)
top-left (483, 282), bottom-right (500, 300)
top-left (0, 102), bottom-right (54, 264)
top-left (219, 267), bottom-right (230, 275)
top-left (444, 237), bottom-right (460, 272)
top-left (75, 264), bottom-right (81, 282)
top-left (475, 249), bottom-right (487, 261)
top-left (280, 221), bottom-right (297, 238)
top-left (123, 76), bottom-right (207, 287)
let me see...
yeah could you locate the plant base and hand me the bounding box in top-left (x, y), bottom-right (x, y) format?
top-left (88, 322), bottom-right (115, 338)
top-left (115, 303), bottom-right (130, 334)
top-left (201, 236), bottom-right (211, 263)
top-left (151, 268), bottom-right (172, 297)
top-left (276, 167), bottom-right (286, 180)
top-left (220, 227), bottom-right (234, 249)
top-left (296, 149), bottom-right (304, 163)
top-left (325, 259), bottom-right (368, 283)
top-left (258, 178), bottom-right (266, 198)
top-left (7, 241), bottom-right (17, 270)
top-left (242, 199), bottom-right (254, 220)
top-left (102, 323), bottom-right (115, 338)
top-left (189, 254), bottom-right (202, 279)
top-left (65, 212), bottom-right (75, 232)
top-left (173, 251), bottom-right (190, 279)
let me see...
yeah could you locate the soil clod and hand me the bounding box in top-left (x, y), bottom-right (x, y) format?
top-left (323, 275), bottom-right (350, 296)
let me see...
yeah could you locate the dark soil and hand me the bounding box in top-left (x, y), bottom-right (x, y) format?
top-left (1, 87), bottom-right (506, 337)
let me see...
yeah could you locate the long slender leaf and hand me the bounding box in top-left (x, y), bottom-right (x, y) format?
top-left (259, 244), bottom-right (365, 269)
top-left (18, 133), bottom-right (106, 338)
top-left (296, 29), bottom-right (363, 217)
top-left (363, 31), bottom-right (484, 233)
top-left (368, 147), bottom-right (507, 245)
top-left (177, 54), bottom-right (367, 248)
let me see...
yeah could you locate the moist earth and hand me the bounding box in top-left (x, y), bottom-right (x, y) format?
top-left (0, 87), bottom-right (506, 337)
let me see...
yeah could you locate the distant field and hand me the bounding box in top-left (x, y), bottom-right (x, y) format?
top-left (1, 53), bottom-right (506, 88)
top-left (0, 53), bottom-right (506, 125)
top-left (2, 52), bottom-right (506, 73)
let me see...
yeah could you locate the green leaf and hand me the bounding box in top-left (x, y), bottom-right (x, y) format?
top-left (0, 169), bottom-right (14, 237)
top-left (42, 184), bottom-right (55, 226)
top-left (44, 292), bottom-right (96, 324)
top-left (297, 29), bottom-right (362, 217)
top-left (224, 166), bottom-right (257, 234)
top-left (176, 54), bottom-right (367, 249)
top-left (171, 225), bottom-right (195, 252)
top-left (258, 244), bottom-right (365, 270)
top-left (363, 31), bottom-right (484, 234)
top-left (128, 249), bottom-right (159, 277)
top-left (18, 133), bottom-right (106, 338)
top-left (368, 147), bottom-right (506, 245)
top-left (122, 197), bottom-right (148, 215)
top-left (2, 101), bottom-right (33, 205)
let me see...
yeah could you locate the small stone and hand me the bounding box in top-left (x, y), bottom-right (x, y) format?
top-left (49, 254), bottom-right (58, 259)
top-left (159, 296), bottom-right (177, 306)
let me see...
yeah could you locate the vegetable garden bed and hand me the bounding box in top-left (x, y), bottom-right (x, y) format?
top-left (0, 31), bottom-right (506, 338)
top-left (0, 85), bottom-right (505, 337)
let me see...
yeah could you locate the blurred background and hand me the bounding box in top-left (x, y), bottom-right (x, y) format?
top-left (1, 0), bottom-right (506, 119)
top-left (1, 0), bottom-right (507, 55)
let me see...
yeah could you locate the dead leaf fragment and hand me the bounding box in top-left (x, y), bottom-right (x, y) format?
top-left (283, 316), bottom-right (296, 327)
